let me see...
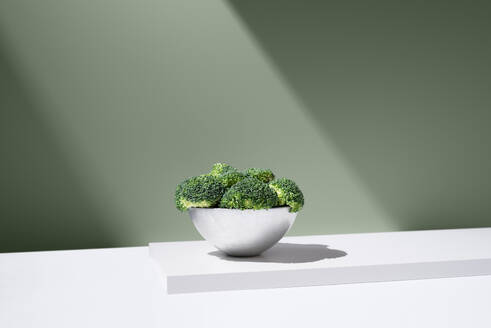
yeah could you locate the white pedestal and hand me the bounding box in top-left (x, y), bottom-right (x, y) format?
top-left (149, 228), bottom-right (491, 294)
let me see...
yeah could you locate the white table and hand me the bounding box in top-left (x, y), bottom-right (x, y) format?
top-left (2, 232), bottom-right (491, 328)
top-left (150, 228), bottom-right (491, 293)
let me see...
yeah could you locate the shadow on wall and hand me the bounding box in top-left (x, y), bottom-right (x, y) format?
top-left (228, 0), bottom-right (491, 230)
top-left (0, 34), bottom-right (115, 252)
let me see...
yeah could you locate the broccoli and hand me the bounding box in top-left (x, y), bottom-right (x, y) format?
top-left (245, 168), bottom-right (275, 183)
top-left (208, 163), bottom-right (245, 187)
top-left (269, 178), bottom-right (304, 212)
top-left (218, 171), bottom-right (246, 188)
top-left (175, 175), bottom-right (226, 211)
top-left (210, 163), bottom-right (237, 177)
top-left (175, 164), bottom-right (305, 213)
top-left (220, 177), bottom-right (279, 210)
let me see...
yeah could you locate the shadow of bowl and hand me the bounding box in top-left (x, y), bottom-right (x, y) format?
top-left (209, 242), bottom-right (347, 263)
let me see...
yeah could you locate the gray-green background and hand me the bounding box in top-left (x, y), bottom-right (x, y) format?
top-left (1, 0), bottom-right (491, 252)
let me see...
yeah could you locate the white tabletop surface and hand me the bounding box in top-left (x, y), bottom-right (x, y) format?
top-left (2, 242), bottom-right (491, 328)
top-left (150, 228), bottom-right (491, 293)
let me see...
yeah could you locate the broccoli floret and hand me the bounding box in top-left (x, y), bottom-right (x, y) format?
top-left (209, 163), bottom-right (245, 187)
top-left (269, 178), bottom-right (304, 212)
top-left (210, 163), bottom-right (237, 177)
top-left (218, 171), bottom-right (246, 188)
top-left (220, 177), bottom-right (279, 210)
top-left (175, 175), bottom-right (226, 211)
top-left (245, 168), bottom-right (275, 183)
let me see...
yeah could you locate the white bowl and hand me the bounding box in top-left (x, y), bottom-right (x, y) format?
top-left (189, 207), bottom-right (297, 257)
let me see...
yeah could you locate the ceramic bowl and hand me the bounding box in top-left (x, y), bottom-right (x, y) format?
top-left (188, 207), bottom-right (297, 257)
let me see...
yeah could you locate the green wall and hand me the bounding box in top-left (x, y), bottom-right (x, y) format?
top-left (1, 0), bottom-right (490, 252)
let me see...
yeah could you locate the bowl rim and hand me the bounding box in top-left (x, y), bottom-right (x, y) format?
top-left (188, 206), bottom-right (291, 213)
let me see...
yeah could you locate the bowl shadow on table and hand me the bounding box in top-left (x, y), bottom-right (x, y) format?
top-left (208, 243), bottom-right (347, 264)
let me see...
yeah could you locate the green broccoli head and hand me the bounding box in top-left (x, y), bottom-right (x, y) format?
top-left (218, 171), bottom-right (246, 188)
top-left (245, 168), bottom-right (275, 183)
top-left (175, 175), bottom-right (226, 211)
top-left (210, 163), bottom-right (237, 177)
top-left (220, 177), bottom-right (279, 210)
top-left (209, 163), bottom-right (245, 187)
top-left (269, 178), bottom-right (304, 212)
